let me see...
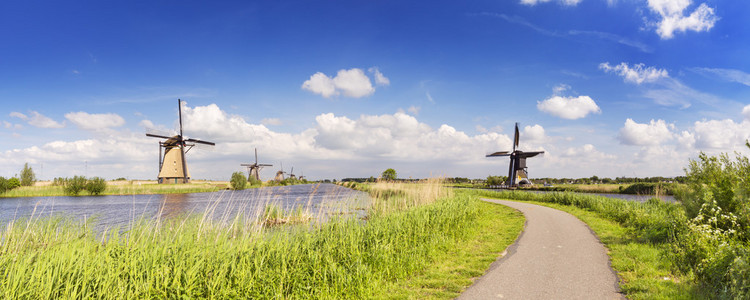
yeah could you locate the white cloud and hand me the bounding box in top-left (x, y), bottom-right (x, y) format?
top-left (261, 118), bottom-right (283, 126)
top-left (476, 125), bottom-right (487, 133)
top-left (599, 62), bottom-right (669, 84)
top-left (691, 67), bottom-right (750, 87)
top-left (618, 118), bottom-right (674, 146)
top-left (301, 68), bottom-right (376, 98)
top-left (646, 0), bottom-right (718, 39)
top-left (523, 124), bottom-right (546, 142)
top-left (692, 119), bottom-right (750, 149)
top-left (10, 112), bottom-right (27, 120)
top-left (537, 95), bottom-right (601, 120)
top-left (11, 111), bottom-right (64, 128)
top-left (368, 67), bottom-right (390, 86)
top-left (65, 112), bottom-right (125, 130)
top-left (3, 121), bottom-right (22, 130)
top-left (743, 105), bottom-right (750, 121)
top-left (552, 84), bottom-right (570, 95)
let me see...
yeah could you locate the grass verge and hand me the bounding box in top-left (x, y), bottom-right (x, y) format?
top-left (466, 189), bottom-right (705, 299)
top-left (374, 200), bottom-right (524, 299)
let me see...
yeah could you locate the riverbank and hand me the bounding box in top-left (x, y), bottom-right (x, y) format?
top-left (0, 180), bottom-right (321, 198)
top-left (0, 180), bottom-right (526, 298)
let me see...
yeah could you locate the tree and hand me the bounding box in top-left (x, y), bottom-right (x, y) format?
top-left (86, 177), bottom-right (107, 195)
top-left (230, 172), bottom-right (247, 190)
top-left (20, 163), bottom-right (35, 186)
top-left (381, 168), bottom-right (397, 181)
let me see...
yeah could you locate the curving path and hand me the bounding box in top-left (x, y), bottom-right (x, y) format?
top-left (459, 199), bottom-right (623, 299)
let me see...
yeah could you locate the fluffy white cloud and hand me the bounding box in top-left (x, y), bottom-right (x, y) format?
top-left (646, 0), bottom-right (718, 39)
top-left (599, 62), bottom-right (669, 84)
top-left (368, 67), bottom-right (390, 86)
top-left (302, 68), bottom-right (376, 98)
top-left (523, 124), bottom-right (546, 142)
top-left (65, 112), bottom-right (125, 130)
top-left (537, 95), bottom-right (601, 120)
top-left (10, 111), bottom-right (65, 128)
top-left (692, 119), bottom-right (750, 149)
top-left (618, 118), bottom-right (674, 146)
top-left (743, 105), bottom-right (750, 121)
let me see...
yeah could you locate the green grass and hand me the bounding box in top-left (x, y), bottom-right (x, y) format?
top-left (0, 181), bottom-right (526, 298)
top-left (464, 189), bottom-right (706, 299)
top-left (375, 200), bottom-right (524, 299)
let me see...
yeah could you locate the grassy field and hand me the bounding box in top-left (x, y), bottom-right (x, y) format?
top-left (0, 180), bottom-right (526, 298)
top-left (1, 180), bottom-right (229, 197)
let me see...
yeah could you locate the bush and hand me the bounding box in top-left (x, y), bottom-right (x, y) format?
top-left (671, 149), bottom-right (750, 298)
top-left (63, 176), bottom-right (88, 196)
top-left (230, 172), bottom-right (247, 190)
top-left (86, 177), bottom-right (107, 195)
top-left (7, 177), bottom-right (21, 190)
top-left (0, 177), bottom-right (7, 194)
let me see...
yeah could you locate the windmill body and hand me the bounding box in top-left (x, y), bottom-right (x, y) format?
top-left (274, 170), bottom-right (285, 181)
top-left (146, 99), bottom-right (215, 184)
top-left (486, 123), bottom-right (544, 188)
top-left (240, 148), bottom-right (272, 182)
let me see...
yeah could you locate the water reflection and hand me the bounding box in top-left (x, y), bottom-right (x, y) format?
top-left (0, 184), bottom-right (369, 230)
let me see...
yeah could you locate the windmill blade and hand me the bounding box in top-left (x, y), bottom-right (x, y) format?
top-left (254, 148), bottom-right (258, 164)
top-left (146, 133), bottom-right (173, 139)
top-left (514, 122), bottom-right (520, 151)
top-left (240, 164), bottom-right (254, 167)
top-left (178, 99), bottom-right (184, 138)
top-left (259, 164), bottom-right (273, 167)
top-left (486, 151), bottom-right (511, 157)
top-left (185, 138), bottom-right (215, 146)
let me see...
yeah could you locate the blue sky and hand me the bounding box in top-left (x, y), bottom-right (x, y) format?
top-left (2, 0), bottom-right (749, 181)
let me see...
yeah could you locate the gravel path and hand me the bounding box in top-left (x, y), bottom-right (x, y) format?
top-left (459, 199), bottom-right (623, 299)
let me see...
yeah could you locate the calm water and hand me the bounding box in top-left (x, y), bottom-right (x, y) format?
top-left (0, 184), bottom-right (369, 228)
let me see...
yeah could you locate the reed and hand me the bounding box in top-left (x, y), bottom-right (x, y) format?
top-left (0, 179), bottom-right (507, 298)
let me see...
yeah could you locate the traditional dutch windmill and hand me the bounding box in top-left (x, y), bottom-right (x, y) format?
top-left (146, 99), bottom-right (215, 184)
top-left (486, 122), bottom-right (544, 187)
top-left (274, 163), bottom-right (286, 181)
top-left (240, 148), bottom-right (272, 182)
top-left (288, 167), bottom-right (297, 180)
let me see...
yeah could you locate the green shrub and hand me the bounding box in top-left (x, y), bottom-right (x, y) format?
top-left (7, 177), bottom-right (21, 190)
top-left (63, 176), bottom-right (87, 196)
top-left (0, 177), bottom-right (7, 194)
top-left (230, 172), bottom-right (247, 190)
top-left (85, 177), bottom-right (107, 195)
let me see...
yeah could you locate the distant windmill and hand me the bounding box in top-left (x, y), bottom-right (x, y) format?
top-left (288, 167), bottom-right (297, 180)
top-left (298, 171), bottom-right (305, 181)
top-left (146, 99), bottom-right (215, 184)
top-left (486, 122), bottom-right (544, 187)
top-left (274, 162), bottom-right (286, 181)
top-left (240, 148), bottom-right (272, 182)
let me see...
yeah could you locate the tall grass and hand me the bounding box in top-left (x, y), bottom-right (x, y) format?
top-left (0, 179), bottom-right (490, 298)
